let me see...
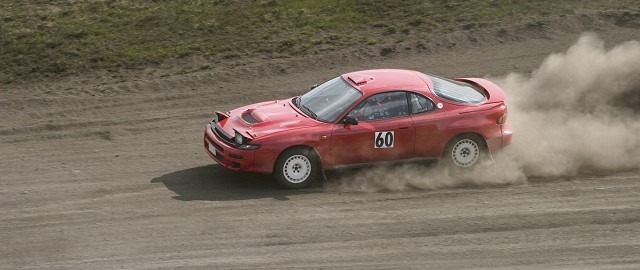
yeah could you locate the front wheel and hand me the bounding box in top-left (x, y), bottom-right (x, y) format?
top-left (274, 148), bottom-right (319, 189)
top-left (443, 135), bottom-right (486, 168)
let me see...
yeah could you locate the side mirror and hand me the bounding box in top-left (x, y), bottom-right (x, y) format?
top-left (342, 115), bottom-right (358, 125)
top-left (310, 84), bottom-right (318, 90)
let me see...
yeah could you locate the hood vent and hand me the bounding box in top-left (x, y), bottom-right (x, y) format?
top-left (241, 112), bottom-right (259, 123)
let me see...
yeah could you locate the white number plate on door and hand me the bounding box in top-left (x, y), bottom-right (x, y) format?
top-left (374, 131), bottom-right (394, 148)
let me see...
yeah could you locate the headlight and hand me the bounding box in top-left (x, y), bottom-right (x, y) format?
top-left (234, 131), bottom-right (260, 150)
top-left (211, 112), bottom-right (219, 123)
top-left (235, 131), bottom-right (244, 145)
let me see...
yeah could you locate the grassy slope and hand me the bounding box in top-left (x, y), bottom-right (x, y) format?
top-left (0, 0), bottom-right (636, 83)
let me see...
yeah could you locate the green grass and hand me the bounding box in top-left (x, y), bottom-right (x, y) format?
top-left (0, 0), bottom-right (637, 83)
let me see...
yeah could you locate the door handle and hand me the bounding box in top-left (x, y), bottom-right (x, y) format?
top-left (399, 127), bottom-right (409, 129)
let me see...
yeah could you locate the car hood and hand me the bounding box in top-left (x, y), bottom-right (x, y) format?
top-left (218, 98), bottom-right (320, 139)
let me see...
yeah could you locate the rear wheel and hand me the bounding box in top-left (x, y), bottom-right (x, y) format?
top-left (274, 148), bottom-right (319, 189)
top-left (443, 134), bottom-right (486, 168)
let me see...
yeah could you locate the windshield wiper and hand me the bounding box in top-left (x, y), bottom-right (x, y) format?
top-left (302, 104), bottom-right (318, 120)
top-left (296, 96), bottom-right (318, 120)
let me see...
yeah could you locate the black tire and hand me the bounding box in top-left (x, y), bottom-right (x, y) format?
top-left (442, 134), bottom-right (486, 168)
top-left (273, 148), bottom-right (320, 189)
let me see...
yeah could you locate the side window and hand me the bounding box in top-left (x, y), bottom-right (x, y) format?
top-left (349, 92), bottom-right (409, 121)
top-left (409, 93), bottom-right (435, 114)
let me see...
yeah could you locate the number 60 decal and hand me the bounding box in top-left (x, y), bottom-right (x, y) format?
top-left (374, 131), bottom-right (394, 148)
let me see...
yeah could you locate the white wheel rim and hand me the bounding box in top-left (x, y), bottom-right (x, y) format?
top-left (282, 155), bottom-right (311, 184)
top-left (451, 139), bottom-right (479, 167)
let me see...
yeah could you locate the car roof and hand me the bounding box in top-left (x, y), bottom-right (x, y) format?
top-left (341, 69), bottom-right (432, 95)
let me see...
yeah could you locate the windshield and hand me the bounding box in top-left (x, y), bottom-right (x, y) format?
top-left (298, 77), bottom-right (362, 122)
top-left (428, 74), bottom-right (486, 104)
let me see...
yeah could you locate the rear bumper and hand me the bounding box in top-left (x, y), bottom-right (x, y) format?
top-left (485, 123), bottom-right (514, 154)
top-left (204, 124), bottom-right (258, 172)
top-left (501, 123), bottom-right (514, 147)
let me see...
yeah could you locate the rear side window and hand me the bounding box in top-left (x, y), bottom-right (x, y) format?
top-left (428, 75), bottom-right (486, 104)
top-left (409, 93), bottom-right (434, 114)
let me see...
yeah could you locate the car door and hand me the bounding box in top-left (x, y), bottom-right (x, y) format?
top-left (330, 91), bottom-right (415, 166)
top-left (408, 92), bottom-right (443, 157)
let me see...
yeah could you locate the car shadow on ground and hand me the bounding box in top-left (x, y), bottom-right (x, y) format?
top-left (150, 165), bottom-right (321, 201)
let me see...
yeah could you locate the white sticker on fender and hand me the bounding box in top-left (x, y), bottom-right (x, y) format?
top-left (374, 131), bottom-right (394, 148)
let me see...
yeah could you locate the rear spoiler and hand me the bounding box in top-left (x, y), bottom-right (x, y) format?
top-left (454, 78), bottom-right (506, 104)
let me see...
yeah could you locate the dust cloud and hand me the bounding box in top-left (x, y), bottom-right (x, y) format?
top-left (330, 33), bottom-right (640, 192)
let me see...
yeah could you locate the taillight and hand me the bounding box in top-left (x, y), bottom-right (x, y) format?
top-left (497, 112), bottom-right (507, 125)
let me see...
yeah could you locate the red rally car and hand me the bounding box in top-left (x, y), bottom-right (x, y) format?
top-left (204, 69), bottom-right (513, 188)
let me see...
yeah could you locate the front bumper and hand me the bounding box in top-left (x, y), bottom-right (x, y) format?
top-left (204, 124), bottom-right (257, 171)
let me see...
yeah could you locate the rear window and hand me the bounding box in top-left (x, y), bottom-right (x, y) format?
top-left (428, 75), bottom-right (486, 104)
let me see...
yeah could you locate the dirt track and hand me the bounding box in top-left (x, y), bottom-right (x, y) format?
top-left (2, 25), bottom-right (640, 269)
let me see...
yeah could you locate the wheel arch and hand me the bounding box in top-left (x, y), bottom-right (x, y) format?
top-left (443, 132), bottom-right (489, 157)
top-left (273, 144), bottom-right (324, 171)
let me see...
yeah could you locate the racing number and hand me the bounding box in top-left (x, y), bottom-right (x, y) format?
top-left (374, 131), bottom-right (394, 148)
